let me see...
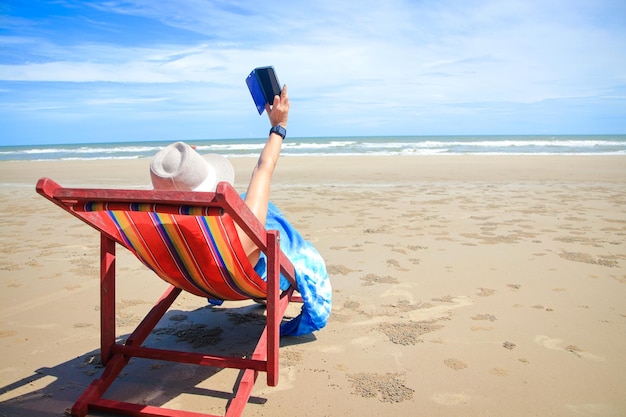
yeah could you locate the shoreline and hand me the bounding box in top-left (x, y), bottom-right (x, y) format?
top-left (1, 155), bottom-right (625, 187)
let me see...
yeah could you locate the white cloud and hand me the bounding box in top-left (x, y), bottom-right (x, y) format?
top-left (1, 0), bottom-right (625, 143)
top-left (85, 97), bottom-right (170, 105)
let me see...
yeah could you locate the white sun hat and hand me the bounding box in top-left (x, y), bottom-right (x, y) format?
top-left (150, 141), bottom-right (234, 192)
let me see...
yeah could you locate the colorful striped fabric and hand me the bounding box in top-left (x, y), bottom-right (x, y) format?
top-left (82, 201), bottom-right (223, 217)
top-left (83, 203), bottom-right (267, 300)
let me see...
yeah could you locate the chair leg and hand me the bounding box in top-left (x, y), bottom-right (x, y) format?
top-left (266, 230), bottom-right (280, 387)
top-left (100, 234), bottom-right (116, 364)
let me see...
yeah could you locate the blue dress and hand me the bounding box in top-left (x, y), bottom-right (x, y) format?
top-left (252, 200), bottom-right (332, 336)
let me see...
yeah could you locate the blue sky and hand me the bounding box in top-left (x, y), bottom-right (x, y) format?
top-left (1, 0), bottom-right (625, 145)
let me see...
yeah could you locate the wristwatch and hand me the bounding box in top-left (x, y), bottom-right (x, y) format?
top-left (269, 125), bottom-right (286, 140)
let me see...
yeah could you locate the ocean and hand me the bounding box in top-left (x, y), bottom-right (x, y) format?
top-left (1, 135), bottom-right (625, 161)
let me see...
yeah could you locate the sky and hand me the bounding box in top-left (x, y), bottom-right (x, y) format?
top-left (1, 0), bottom-right (625, 145)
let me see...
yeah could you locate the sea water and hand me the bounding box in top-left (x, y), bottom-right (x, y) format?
top-left (1, 135), bottom-right (625, 161)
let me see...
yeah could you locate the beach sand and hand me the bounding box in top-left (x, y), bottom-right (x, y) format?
top-left (1, 155), bottom-right (625, 416)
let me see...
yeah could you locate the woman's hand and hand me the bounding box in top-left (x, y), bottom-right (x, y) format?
top-left (266, 84), bottom-right (289, 128)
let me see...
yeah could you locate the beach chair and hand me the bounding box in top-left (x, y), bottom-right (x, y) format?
top-left (36, 177), bottom-right (302, 417)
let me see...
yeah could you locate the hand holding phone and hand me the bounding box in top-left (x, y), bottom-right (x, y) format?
top-left (267, 84), bottom-right (289, 129)
top-left (246, 66), bottom-right (282, 115)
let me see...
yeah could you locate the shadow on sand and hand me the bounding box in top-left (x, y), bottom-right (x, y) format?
top-left (0, 302), bottom-right (315, 417)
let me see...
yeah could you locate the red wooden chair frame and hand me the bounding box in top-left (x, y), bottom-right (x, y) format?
top-left (36, 178), bottom-right (302, 417)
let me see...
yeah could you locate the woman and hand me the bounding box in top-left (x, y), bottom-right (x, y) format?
top-left (149, 86), bottom-right (331, 336)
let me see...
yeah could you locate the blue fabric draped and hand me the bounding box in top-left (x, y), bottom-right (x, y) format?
top-left (251, 199), bottom-right (332, 336)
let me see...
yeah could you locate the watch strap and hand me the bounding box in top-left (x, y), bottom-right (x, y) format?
top-left (269, 125), bottom-right (286, 139)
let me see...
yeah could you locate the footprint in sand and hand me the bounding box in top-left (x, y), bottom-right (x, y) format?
top-left (476, 287), bottom-right (495, 297)
top-left (281, 350), bottom-right (304, 367)
top-left (471, 313), bottom-right (497, 322)
top-left (347, 372), bottom-right (414, 403)
top-left (471, 325), bottom-right (494, 331)
top-left (377, 321), bottom-right (443, 345)
top-left (327, 264), bottom-right (356, 275)
top-left (489, 367), bottom-right (510, 376)
top-left (360, 273), bottom-right (399, 286)
top-left (444, 358), bottom-right (468, 370)
top-left (534, 335), bottom-right (605, 361)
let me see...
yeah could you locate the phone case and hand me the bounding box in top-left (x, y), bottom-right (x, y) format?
top-left (246, 66), bottom-right (281, 115)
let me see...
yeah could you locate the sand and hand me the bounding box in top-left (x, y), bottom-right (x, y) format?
top-left (0, 155), bottom-right (625, 417)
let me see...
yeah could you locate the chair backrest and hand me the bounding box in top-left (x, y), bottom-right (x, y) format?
top-left (88, 204), bottom-right (266, 300)
top-left (35, 178), bottom-right (290, 301)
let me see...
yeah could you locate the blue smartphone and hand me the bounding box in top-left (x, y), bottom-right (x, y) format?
top-left (246, 66), bottom-right (282, 115)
